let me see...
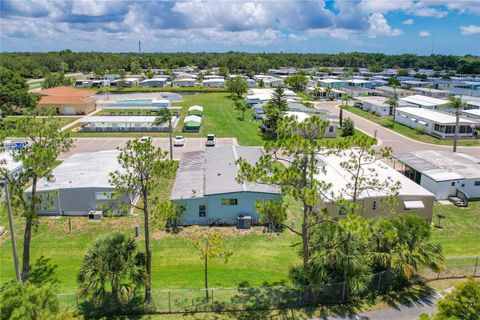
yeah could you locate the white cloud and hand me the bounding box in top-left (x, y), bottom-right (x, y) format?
top-left (367, 13), bottom-right (403, 37)
top-left (460, 25), bottom-right (480, 35)
top-left (403, 19), bottom-right (414, 25)
top-left (419, 31), bottom-right (431, 37)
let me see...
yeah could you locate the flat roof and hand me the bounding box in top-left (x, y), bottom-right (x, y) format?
top-left (395, 150), bottom-right (480, 181)
top-left (396, 107), bottom-right (474, 125)
top-left (171, 146), bottom-right (280, 200)
top-left (319, 79), bottom-right (346, 84)
top-left (412, 87), bottom-right (450, 94)
top-left (349, 79), bottom-right (373, 84)
top-left (79, 116), bottom-right (159, 123)
top-left (400, 94), bottom-right (449, 107)
top-left (376, 86), bottom-right (412, 94)
top-left (357, 96), bottom-right (389, 106)
top-left (0, 151), bottom-right (22, 175)
top-left (461, 109), bottom-right (480, 117)
top-left (401, 80), bottom-right (428, 85)
top-left (34, 150), bottom-right (122, 191)
top-left (317, 150), bottom-right (434, 200)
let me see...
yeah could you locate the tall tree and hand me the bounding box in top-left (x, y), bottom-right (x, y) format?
top-left (109, 139), bottom-right (176, 304)
top-left (263, 86), bottom-right (289, 136)
top-left (0, 111), bottom-right (73, 282)
top-left (78, 232), bottom-right (146, 314)
top-left (337, 135), bottom-right (401, 211)
top-left (445, 96), bottom-right (467, 153)
top-left (0, 67), bottom-right (38, 117)
top-left (285, 73), bottom-right (307, 92)
top-left (425, 277), bottom-right (480, 320)
top-left (154, 108), bottom-right (174, 161)
top-left (369, 215), bottom-right (444, 282)
top-left (42, 73), bottom-right (74, 88)
top-left (237, 115), bottom-right (340, 279)
top-left (339, 93), bottom-right (351, 126)
top-left (190, 232), bottom-right (231, 300)
top-left (234, 99), bottom-right (248, 121)
top-left (226, 77), bottom-right (248, 99)
top-left (387, 84), bottom-right (399, 128)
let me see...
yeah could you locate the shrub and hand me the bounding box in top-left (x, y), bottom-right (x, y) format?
top-left (341, 117), bottom-right (355, 137)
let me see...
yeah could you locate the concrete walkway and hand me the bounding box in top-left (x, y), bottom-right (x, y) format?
top-left (315, 102), bottom-right (480, 158)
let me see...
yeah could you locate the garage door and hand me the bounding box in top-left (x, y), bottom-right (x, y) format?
top-left (64, 107), bottom-right (76, 115)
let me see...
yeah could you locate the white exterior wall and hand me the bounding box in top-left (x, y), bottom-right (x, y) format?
top-left (457, 178), bottom-right (480, 199)
top-left (395, 111), bottom-right (433, 134)
top-left (173, 191), bottom-right (280, 225)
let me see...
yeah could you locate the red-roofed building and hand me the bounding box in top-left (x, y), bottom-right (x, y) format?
top-left (36, 86), bottom-right (96, 115)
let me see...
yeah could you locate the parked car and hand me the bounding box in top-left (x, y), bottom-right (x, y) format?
top-left (173, 135), bottom-right (185, 147)
top-left (139, 136), bottom-right (151, 143)
top-left (205, 134), bottom-right (216, 147)
top-left (1, 140), bottom-right (28, 150)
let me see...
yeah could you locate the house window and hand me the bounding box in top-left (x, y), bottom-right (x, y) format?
top-left (372, 200), bottom-right (377, 211)
top-left (451, 182), bottom-right (456, 187)
top-left (329, 126), bottom-right (334, 133)
top-left (222, 199), bottom-right (238, 205)
top-left (199, 205), bottom-right (206, 217)
top-left (95, 192), bottom-right (113, 200)
top-left (475, 181), bottom-right (480, 186)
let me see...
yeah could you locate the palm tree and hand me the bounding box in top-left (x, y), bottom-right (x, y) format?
top-left (369, 215), bottom-right (444, 282)
top-left (155, 108), bottom-right (173, 160)
top-left (78, 232), bottom-right (146, 313)
top-left (340, 94), bottom-right (350, 127)
top-left (387, 84), bottom-right (399, 128)
top-left (446, 96), bottom-right (467, 153)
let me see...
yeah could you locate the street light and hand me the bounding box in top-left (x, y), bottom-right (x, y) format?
top-left (0, 179), bottom-right (21, 281)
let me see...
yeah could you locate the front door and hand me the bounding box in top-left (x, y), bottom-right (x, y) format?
top-left (449, 181), bottom-right (457, 197)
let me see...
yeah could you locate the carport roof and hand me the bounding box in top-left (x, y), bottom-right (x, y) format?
top-left (395, 150), bottom-right (480, 181)
top-left (171, 146), bottom-right (280, 200)
top-left (32, 150), bottom-right (122, 192)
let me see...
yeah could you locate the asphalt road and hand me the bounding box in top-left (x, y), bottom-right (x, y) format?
top-left (59, 137), bottom-right (238, 160)
top-left (315, 102), bottom-right (480, 158)
top-left (323, 292), bottom-right (441, 320)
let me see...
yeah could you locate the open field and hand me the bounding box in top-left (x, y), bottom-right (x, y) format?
top-left (345, 106), bottom-right (480, 147)
top-left (71, 93), bottom-right (371, 146)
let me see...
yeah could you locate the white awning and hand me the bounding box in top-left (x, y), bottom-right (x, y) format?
top-left (404, 200), bottom-right (425, 210)
top-left (188, 105), bottom-right (204, 113)
top-left (184, 115), bottom-right (202, 124)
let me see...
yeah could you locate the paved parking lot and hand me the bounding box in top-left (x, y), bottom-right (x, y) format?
top-left (59, 137), bottom-right (238, 160)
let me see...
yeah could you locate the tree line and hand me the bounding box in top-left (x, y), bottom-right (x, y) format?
top-left (1, 50), bottom-right (479, 79)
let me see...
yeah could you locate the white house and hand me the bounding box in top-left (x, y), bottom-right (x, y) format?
top-left (172, 78), bottom-right (196, 88)
top-left (376, 86), bottom-right (414, 98)
top-left (412, 87), bottom-right (450, 99)
top-left (171, 146), bottom-right (281, 225)
top-left (318, 151), bottom-right (435, 223)
top-left (318, 78), bottom-right (347, 88)
top-left (201, 79), bottom-right (225, 88)
top-left (25, 150), bottom-right (129, 216)
top-left (283, 111), bottom-right (337, 138)
top-left (395, 150), bottom-right (480, 200)
top-left (140, 78), bottom-right (167, 88)
top-left (460, 109), bottom-right (480, 127)
top-left (400, 95), bottom-right (449, 109)
top-left (0, 151), bottom-right (23, 178)
top-left (355, 96), bottom-right (409, 117)
top-left (395, 107), bottom-right (475, 138)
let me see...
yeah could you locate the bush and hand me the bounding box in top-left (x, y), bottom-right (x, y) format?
top-left (341, 117), bottom-right (355, 137)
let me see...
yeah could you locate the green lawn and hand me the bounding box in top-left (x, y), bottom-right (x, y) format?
top-left (2, 116), bottom-right (80, 137)
top-left (72, 93), bottom-right (373, 146)
top-left (432, 201), bottom-right (480, 257)
top-left (345, 106), bottom-right (480, 147)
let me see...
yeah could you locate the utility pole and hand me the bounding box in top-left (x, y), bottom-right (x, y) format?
top-left (2, 181), bottom-right (21, 282)
top-left (139, 40), bottom-right (141, 54)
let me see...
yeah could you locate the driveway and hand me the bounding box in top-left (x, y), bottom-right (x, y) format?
top-left (59, 137), bottom-right (238, 160)
top-left (315, 102), bottom-right (480, 158)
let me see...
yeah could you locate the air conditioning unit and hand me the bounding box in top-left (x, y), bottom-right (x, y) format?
top-left (237, 215), bottom-right (252, 229)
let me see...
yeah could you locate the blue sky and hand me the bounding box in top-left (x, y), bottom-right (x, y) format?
top-left (1, 0), bottom-right (479, 55)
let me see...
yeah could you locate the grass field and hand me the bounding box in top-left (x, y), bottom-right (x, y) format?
top-left (345, 106), bottom-right (480, 147)
top-left (72, 93), bottom-right (371, 146)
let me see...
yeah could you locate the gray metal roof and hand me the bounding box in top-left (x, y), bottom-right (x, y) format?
top-left (33, 150), bottom-right (122, 192)
top-left (395, 150), bottom-right (480, 181)
top-left (171, 146), bottom-right (279, 200)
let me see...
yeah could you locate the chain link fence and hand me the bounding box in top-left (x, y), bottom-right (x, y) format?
top-left (56, 257), bottom-right (479, 313)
